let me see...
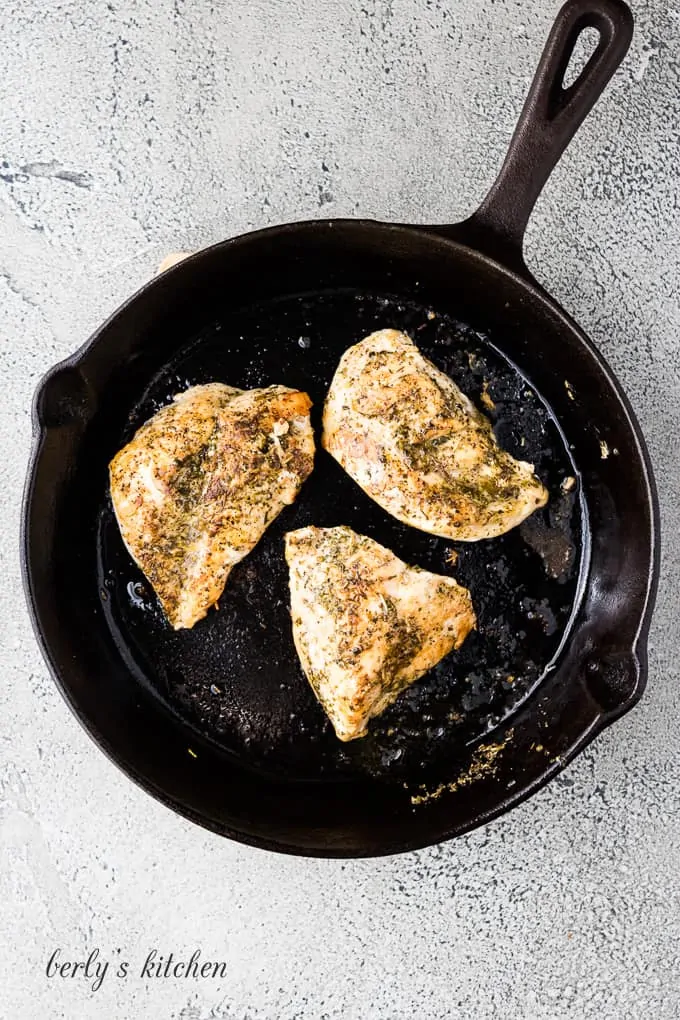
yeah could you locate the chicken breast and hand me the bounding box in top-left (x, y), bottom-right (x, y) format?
top-left (110, 382), bottom-right (315, 629)
top-left (285, 526), bottom-right (475, 741)
top-left (323, 329), bottom-right (548, 541)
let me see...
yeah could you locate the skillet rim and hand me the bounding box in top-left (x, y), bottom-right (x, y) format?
top-left (21, 217), bottom-right (660, 857)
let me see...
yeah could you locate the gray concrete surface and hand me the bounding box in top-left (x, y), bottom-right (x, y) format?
top-left (1, 1), bottom-right (679, 1017)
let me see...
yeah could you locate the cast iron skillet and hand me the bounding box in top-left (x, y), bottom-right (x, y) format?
top-left (23, 0), bottom-right (658, 856)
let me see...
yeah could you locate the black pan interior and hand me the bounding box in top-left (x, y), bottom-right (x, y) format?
top-left (96, 287), bottom-right (584, 788)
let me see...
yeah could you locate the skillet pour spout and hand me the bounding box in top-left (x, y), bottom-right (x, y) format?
top-left (22, 0), bottom-right (659, 856)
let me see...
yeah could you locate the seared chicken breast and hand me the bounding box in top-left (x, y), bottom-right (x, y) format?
top-left (323, 329), bottom-right (548, 541)
top-left (110, 383), bottom-right (314, 630)
top-left (285, 526), bottom-right (475, 741)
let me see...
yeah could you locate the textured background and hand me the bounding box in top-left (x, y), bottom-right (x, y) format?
top-left (2, 1), bottom-right (679, 1017)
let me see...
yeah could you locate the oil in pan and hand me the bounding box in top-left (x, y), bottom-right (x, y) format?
top-left (97, 289), bottom-right (585, 786)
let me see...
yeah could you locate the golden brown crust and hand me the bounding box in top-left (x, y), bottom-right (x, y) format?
top-left (110, 383), bottom-right (315, 629)
top-left (285, 526), bottom-right (476, 741)
top-left (322, 329), bottom-right (548, 541)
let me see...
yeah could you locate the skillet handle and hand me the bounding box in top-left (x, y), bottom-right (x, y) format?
top-left (434, 0), bottom-right (633, 271)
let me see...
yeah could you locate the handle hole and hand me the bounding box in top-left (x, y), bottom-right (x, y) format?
top-left (562, 26), bottom-right (601, 89)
